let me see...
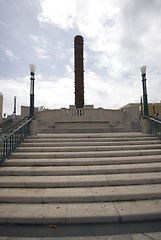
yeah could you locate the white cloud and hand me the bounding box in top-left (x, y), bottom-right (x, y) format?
top-left (35, 46), bottom-right (50, 59)
top-left (66, 64), bottom-right (73, 74)
top-left (85, 70), bottom-right (142, 109)
top-left (35, 76), bottom-right (74, 109)
top-left (30, 35), bottom-right (51, 59)
top-left (0, 76), bottom-right (29, 116)
top-left (29, 34), bottom-right (39, 42)
top-left (5, 49), bottom-right (18, 61)
top-left (39, 0), bottom-right (76, 29)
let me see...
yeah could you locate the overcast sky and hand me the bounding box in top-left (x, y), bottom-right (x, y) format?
top-left (0, 0), bottom-right (161, 115)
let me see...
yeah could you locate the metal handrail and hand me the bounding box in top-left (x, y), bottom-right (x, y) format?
top-left (145, 116), bottom-right (161, 139)
top-left (0, 116), bottom-right (29, 136)
top-left (0, 117), bottom-right (33, 165)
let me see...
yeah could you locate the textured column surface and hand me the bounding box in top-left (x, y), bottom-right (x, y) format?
top-left (74, 35), bottom-right (84, 108)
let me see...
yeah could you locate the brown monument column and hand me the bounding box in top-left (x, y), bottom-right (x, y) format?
top-left (74, 35), bottom-right (84, 108)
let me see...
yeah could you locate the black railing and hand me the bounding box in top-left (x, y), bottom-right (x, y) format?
top-left (146, 116), bottom-right (161, 139)
top-left (0, 117), bottom-right (33, 165)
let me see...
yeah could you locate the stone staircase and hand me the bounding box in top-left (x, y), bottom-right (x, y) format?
top-left (0, 132), bottom-right (161, 225)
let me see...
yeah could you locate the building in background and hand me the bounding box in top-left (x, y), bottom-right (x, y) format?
top-left (119, 102), bottom-right (161, 117)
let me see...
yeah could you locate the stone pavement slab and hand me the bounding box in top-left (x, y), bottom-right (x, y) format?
top-left (1, 221), bottom-right (161, 239)
top-left (1, 232), bottom-right (161, 239)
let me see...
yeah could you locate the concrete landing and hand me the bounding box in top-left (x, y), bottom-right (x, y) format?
top-left (1, 221), bottom-right (161, 239)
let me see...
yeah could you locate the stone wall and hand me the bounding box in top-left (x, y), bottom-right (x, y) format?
top-left (123, 106), bottom-right (140, 119)
top-left (21, 106), bottom-right (38, 117)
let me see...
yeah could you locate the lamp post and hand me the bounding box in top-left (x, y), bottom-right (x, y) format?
top-left (140, 66), bottom-right (149, 117)
top-left (29, 64), bottom-right (36, 118)
top-left (14, 96), bottom-right (16, 114)
top-left (140, 96), bottom-right (143, 116)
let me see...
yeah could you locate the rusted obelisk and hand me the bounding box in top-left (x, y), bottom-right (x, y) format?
top-left (74, 35), bottom-right (84, 108)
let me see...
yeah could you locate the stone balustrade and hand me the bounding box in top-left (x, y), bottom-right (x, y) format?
top-left (34, 107), bottom-right (125, 123)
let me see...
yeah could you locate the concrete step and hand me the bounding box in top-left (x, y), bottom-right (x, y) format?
top-left (16, 144), bottom-right (161, 153)
top-left (1, 162), bottom-right (161, 176)
top-left (5, 155), bottom-right (161, 166)
top-left (25, 137), bottom-right (159, 145)
top-left (39, 127), bottom-right (135, 133)
top-left (27, 134), bottom-right (156, 141)
top-left (0, 172), bottom-right (161, 188)
top-left (10, 149), bottom-right (161, 159)
top-left (1, 199), bottom-right (161, 224)
top-left (0, 184), bottom-right (161, 203)
top-left (28, 132), bottom-right (151, 138)
top-left (24, 135), bottom-right (158, 142)
top-left (21, 139), bottom-right (161, 147)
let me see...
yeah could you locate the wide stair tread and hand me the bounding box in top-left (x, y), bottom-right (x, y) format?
top-left (5, 155), bottom-right (161, 166)
top-left (0, 200), bottom-right (161, 224)
top-left (0, 171), bottom-right (161, 187)
top-left (1, 162), bottom-right (161, 175)
top-left (1, 184), bottom-right (161, 203)
top-left (16, 144), bottom-right (161, 152)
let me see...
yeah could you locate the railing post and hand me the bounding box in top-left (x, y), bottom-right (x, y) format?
top-left (30, 119), bottom-right (38, 136)
top-left (141, 117), bottom-right (151, 134)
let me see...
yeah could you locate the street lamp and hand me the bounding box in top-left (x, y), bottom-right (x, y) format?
top-left (29, 64), bottom-right (36, 118)
top-left (14, 96), bottom-right (16, 114)
top-left (140, 65), bottom-right (149, 117)
top-left (140, 96), bottom-right (143, 116)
